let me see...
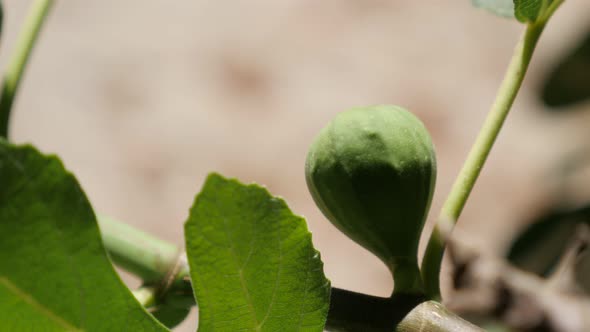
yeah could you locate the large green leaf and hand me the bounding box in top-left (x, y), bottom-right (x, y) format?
top-left (472, 0), bottom-right (515, 18)
top-left (0, 140), bottom-right (168, 331)
top-left (185, 173), bottom-right (330, 331)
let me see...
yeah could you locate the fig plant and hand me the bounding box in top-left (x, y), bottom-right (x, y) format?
top-left (305, 105), bottom-right (436, 295)
top-left (0, 0), bottom-right (576, 331)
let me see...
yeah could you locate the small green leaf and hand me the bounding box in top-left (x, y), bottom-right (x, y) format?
top-left (0, 140), bottom-right (169, 331)
top-left (513, 0), bottom-right (552, 23)
top-left (472, 0), bottom-right (515, 18)
top-left (185, 173), bottom-right (331, 331)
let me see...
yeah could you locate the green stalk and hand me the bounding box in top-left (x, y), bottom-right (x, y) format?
top-left (98, 215), bottom-right (194, 309)
top-left (421, 21), bottom-right (551, 300)
top-left (0, 0), bottom-right (54, 139)
top-left (97, 215), bottom-right (186, 284)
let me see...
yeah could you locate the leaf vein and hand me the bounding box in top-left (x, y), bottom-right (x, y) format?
top-left (0, 277), bottom-right (83, 331)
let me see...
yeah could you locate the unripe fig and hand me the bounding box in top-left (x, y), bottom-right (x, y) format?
top-left (305, 105), bottom-right (436, 294)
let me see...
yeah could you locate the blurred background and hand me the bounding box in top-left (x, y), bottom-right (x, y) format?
top-left (2, 1), bottom-right (590, 330)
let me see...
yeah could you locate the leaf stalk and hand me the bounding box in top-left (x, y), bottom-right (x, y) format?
top-left (421, 18), bottom-right (556, 300)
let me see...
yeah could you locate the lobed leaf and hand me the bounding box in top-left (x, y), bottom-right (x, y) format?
top-left (0, 140), bottom-right (169, 331)
top-left (185, 173), bottom-right (331, 332)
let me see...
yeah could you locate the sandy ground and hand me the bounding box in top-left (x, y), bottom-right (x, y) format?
top-left (2, 1), bottom-right (590, 330)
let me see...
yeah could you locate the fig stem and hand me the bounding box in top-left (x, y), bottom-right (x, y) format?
top-left (421, 7), bottom-right (563, 300)
top-left (0, 0), bottom-right (54, 139)
top-left (97, 215), bottom-right (184, 283)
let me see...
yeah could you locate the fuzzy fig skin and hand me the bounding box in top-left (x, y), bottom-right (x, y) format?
top-left (305, 105), bottom-right (436, 293)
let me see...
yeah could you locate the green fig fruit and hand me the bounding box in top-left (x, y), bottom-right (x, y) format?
top-left (305, 105), bottom-right (436, 294)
